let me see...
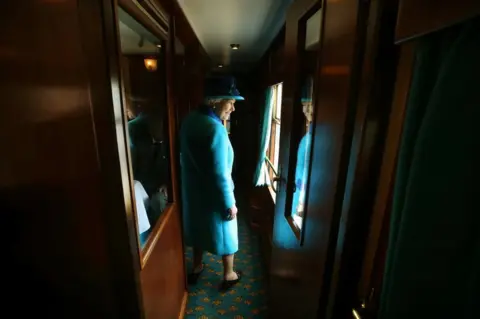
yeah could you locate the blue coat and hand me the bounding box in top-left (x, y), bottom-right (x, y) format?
top-left (292, 127), bottom-right (312, 215)
top-left (180, 107), bottom-right (238, 256)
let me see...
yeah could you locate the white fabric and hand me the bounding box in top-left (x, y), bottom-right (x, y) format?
top-left (134, 180), bottom-right (150, 234)
top-left (255, 87), bottom-right (275, 186)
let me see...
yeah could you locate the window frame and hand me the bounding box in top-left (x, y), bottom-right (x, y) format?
top-left (265, 82), bottom-right (283, 199)
top-left (117, 0), bottom-right (176, 268)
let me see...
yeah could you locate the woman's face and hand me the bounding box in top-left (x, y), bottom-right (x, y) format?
top-left (215, 99), bottom-right (236, 121)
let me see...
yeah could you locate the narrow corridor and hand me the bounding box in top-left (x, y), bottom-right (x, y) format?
top-left (184, 198), bottom-right (268, 318)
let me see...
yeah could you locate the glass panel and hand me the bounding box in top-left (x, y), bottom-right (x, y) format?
top-left (117, 7), bottom-right (172, 249)
top-left (275, 83), bottom-right (283, 119)
top-left (265, 82), bottom-right (284, 198)
top-left (274, 124), bottom-right (281, 169)
top-left (290, 9), bottom-right (322, 230)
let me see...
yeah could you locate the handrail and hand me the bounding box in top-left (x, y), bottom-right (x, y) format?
top-left (265, 156), bottom-right (279, 177)
top-left (265, 157), bottom-right (279, 193)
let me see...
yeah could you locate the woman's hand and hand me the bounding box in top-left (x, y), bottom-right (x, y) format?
top-left (227, 205), bottom-right (238, 220)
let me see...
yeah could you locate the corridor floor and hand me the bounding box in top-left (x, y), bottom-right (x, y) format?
top-left (184, 214), bottom-right (268, 318)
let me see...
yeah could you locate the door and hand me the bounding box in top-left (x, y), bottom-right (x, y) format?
top-left (351, 1), bottom-right (480, 318)
top-left (269, 0), bottom-right (369, 317)
top-left (114, 1), bottom-right (186, 317)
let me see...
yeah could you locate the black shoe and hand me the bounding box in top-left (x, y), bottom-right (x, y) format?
top-left (219, 270), bottom-right (243, 291)
top-left (187, 265), bottom-right (205, 285)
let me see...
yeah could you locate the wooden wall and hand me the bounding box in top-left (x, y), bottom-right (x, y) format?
top-left (0, 0), bottom-right (208, 318)
top-left (0, 0), bottom-right (140, 317)
top-left (126, 1), bottom-right (210, 318)
top-left (233, 27), bottom-right (286, 272)
top-left (160, 0), bottom-right (210, 117)
top-left (244, 0), bottom-right (400, 317)
top-left (239, 27), bottom-right (286, 189)
top-left (251, 27), bottom-right (286, 90)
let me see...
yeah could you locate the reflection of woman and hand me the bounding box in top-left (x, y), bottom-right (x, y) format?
top-left (128, 101), bottom-right (169, 244)
top-left (180, 76), bottom-right (244, 290)
top-left (292, 79), bottom-right (314, 219)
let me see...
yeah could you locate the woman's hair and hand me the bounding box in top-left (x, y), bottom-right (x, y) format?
top-left (204, 98), bottom-right (223, 106)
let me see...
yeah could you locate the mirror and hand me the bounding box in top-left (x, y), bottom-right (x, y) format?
top-left (290, 8), bottom-right (322, 230)
top-left (117, 6), bottom-right (172, 249)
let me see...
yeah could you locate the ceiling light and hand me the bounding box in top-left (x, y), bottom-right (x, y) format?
top-left (218, 64), bottom-right (223, 68)
top-left (230, 44), bottom-right (240, 50)
top-left (144, 58), bottom-right (158, 72)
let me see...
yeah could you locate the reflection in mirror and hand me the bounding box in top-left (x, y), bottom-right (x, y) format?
top-left (117, 7), bottom-right (172, 248)
top-left (291, 8), bottom-right (321, 229)
top-left (292, 77), bottom-right (314, 228)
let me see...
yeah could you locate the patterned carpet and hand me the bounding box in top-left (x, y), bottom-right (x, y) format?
top-left (184, 215), bottom-right (268, 318)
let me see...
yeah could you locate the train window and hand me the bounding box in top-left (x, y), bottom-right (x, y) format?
top-left (288, 8), bottom-right (322, 231)
top-left (265, 82), bottom-right (283, 199)
top-left (117, 7), bottom-right (172, 249)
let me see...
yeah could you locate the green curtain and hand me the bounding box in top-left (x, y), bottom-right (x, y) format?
top-left (253, 87), bottom-right (274, 186)
top-left (380, 17), bottom-right (480, 319)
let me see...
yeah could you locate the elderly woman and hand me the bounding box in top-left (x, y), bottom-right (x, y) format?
top-left (180, 76), bottom-right (244, 290)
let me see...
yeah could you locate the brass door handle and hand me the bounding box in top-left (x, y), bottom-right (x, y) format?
top-left (352, 307), bottom-right (364, 319)
top-left (352, 288), bottom-right (375, 319)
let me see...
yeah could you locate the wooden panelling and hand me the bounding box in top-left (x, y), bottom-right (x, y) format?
top-left (246, 186), bottom-right (276, 271)
top-left (140, 207), bottom-right (185, 319)
top-left (162, 0), bottom-right (210, 113)
top-left (252, 26), bottom-right (286, 89)
top-left (269, 0), bottom-right (321, 318)
top-left (320, 0), bottom-right (403, 317)
top-left (396, 0), bottom-right (480, 42)
top-left (1, 0), bottom-right (207, 317)
top-left (129, 8), bottom-right (188, 317)
top-left (119, 0), bottom-right (168, 39)
top-left (0, 0), bottom-right (140, 317)
top-left (268, 0), bottom-right (387, 317)
top-left (173, 53), bottom-right (188, 125)
top-left (242, 25), bottom-right (287, 270)
top-left (355, 41), bottom-right (416, 316)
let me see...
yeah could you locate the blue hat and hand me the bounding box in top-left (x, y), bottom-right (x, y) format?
top-left (301, 77), bottom-right (314, 103)
top-left (204, 76), bottom-right (244, 101)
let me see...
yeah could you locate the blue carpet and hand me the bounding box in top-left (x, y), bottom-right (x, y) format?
top-left (184, 216), bottom-right (267, 318)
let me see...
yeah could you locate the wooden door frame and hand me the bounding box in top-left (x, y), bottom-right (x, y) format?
top-left (269, 0), bottom-right (369, 317)
top-left (110, 0), bottom-right (187, 317)
top-left (117, 0), bottom-right (173, 269)
top-left (319, 0), bottom-right (405, 317)
top-left (271, 0), bottom-right (317, 247)
top-left (352, 42), bottom-right (416, 317)
top-left (79, 0), bottom-right (144, 316)
top-left (342, 2), bottom-right (480, 318)
top-left (395, 0), bottom-right (480, 43)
